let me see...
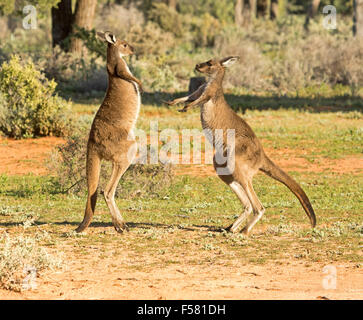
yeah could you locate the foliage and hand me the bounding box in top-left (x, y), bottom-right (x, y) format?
top-left (126, 22), bottom-right (176, 56)
top-left (186, 13), bottom-right (221, 48)
top-left (35, 46), bottom-right (107, 94)
top-left (0, 213), bottom-right (61, 292)
top-left (178, 0), bottom-right (234, 24)
top-left (0, 0), bottom-right (59, 15)
top-left (0, 55), bottom-right (72, 138)
top-left (133, 54), bottom-right (180, 92)
top-left (148, 2), bottom-right (184, 37)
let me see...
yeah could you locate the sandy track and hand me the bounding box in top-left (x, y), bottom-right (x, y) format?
top-left (0, 252), bottom-right (361, 300)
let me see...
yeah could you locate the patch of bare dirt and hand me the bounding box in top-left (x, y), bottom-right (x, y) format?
top-left (0, 136), bottom-right (361, 177)
top-left (174, 155), bottom-right (363, 177)
top-left (0, 137), bottom-right (65, 175)
top-left (0, 246), bottom-right (361, 300)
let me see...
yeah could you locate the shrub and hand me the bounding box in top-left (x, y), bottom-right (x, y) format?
top-left (187, 13), bottom-right (222, 48)
top-left (127, 22), bottom-right (176, 56)
top-left (0, 55), bottom-right (73, 138)
top-left (94, 3), bottom-right (145, 40)
top-left (271, 34), bottom-right (363, 94)
top-left (148, 2), bottom-right (184, 38)
top-left (214, 27), bottom-right (270, 91)
top-left (0, 217), bottom-right (61, 292)
top-left (36, 47), bottom-right (108, 94)
top-left (48, 132), bottom-right (174, 198)
top-left (133, 54), bottom-right (180, 92)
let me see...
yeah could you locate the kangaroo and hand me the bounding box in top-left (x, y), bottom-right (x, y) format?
top-left (76, 32), bottom-right (142, 233)
top-left (165, 56), bottom-right (316, 235)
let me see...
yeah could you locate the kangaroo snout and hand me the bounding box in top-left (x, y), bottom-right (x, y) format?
top-left (195, 64), bottom-right (203, 72)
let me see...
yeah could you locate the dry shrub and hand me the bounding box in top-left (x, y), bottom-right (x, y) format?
top-left (95, 3), bottom-right (175, 57)
top-left (214, 28), bottom-right (270, 90)
top-left (94, 3), bottom-right (145, 39)
top-left (127, 22), bottom-right (176, 56)
top-left (48, 133), bottom-right (174, 198)
top-left (0, 214), bottom-right (61, 292)
top-left (37, 47), bottom-right (107, 94)
top-left (272, 34), bottom-right (363, 94)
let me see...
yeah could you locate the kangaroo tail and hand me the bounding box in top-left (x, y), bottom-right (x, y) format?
top-left (260, 155), bottom-right (316, 228)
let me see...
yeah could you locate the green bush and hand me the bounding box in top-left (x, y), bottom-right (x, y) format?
top-left (148, 2), bottom-right (184, 37)
top-left (187, 13), bottom-right (221, 48)
top-left (0, 55), bottom-right (73, 138)
top-left (133, 54), bottom-right (180, 92)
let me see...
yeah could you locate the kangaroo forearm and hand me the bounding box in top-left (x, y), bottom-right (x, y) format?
top-left (187, 94), bottom-right (210, 108)
top-left (118, 71), bottom-right (142, 86)
top-left (167, 84), bottom-right (206, 106)
top-left (179, 95), bottom-right (210, 112)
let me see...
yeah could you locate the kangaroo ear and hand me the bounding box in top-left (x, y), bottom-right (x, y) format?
top-left (220, 56), bottom-right (240, 67)
top-left (96, 31), bottom-right (105, 40)
top-left (103, 31), bottom-right (117, 44)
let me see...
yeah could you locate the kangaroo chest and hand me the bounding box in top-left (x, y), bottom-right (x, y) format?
top-left (200, 99), bottom-right (216, 131)
top-left (124, 63), bottom-right (141, 131)
top-left (200, 100), bottom-right (225, 148)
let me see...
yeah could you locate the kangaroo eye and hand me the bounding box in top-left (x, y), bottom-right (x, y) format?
top-left (123, 44), bottom-right (127, 48)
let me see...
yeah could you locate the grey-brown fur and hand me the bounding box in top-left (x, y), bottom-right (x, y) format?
top-left (166, 56), bottom-right (316, 235)
top-left (76, 32), bottom-right (142, 233)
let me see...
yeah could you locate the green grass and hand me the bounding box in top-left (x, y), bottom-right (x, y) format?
top-left (0, 97), bottom-right (362, 272)
top-left (71, 94), bottom-right (363, 160)
top-left (0, 170), bottom-right (361, 267)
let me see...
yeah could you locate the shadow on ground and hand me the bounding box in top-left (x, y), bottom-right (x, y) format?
top-left (64, 91), bottom-right (363, 114)
top-left (0, 220), bottom-right (224, 233)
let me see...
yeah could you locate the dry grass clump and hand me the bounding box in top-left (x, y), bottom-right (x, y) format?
top-left (0, 216), bottom-right (61, 292)
top-left (272, 34), bottom-right (363, 94)
top-left (214, 28), bottom-right (270, 91)
top-left (48, 133), bottom-right (174, 198)
top-left (36, 47), bottom-right (107, 94)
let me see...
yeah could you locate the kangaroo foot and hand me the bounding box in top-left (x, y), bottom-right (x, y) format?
top-left (113, 220), bottom-right (128, 233)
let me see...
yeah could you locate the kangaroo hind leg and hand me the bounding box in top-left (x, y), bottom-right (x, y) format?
top-left (76, 148), bottom-right (101, 233)
top-left (103, 161), bottom-right (132, 233)
top-left (240, 179), bottom-right (265, 235)
top-left (225, 181), bottom-right (253, 233)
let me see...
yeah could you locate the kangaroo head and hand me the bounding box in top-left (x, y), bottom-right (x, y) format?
top-left (97, 31), bottom-right (134, 57)
top-left (195, 56), bottom-right (239, 76)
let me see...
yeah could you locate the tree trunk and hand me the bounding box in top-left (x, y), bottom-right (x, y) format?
top-left (276, 0), bottom-right (287, 20)
top-left (266, 0), bottom-right (272, 19)
top-left (167, 0), bottom-right (177, 10)
top-left (235, 0), bottom-right (244, 26)
top-left (249, 0), bottom-right (257, 20)
top-left (51, 0), bottom-right (73, 49)
top-left (70, 0), bottom-right (98, 55)
top-left (304, 0), bottom-right (321, 31)
top-left (353, 0), bottom-right (363, 37)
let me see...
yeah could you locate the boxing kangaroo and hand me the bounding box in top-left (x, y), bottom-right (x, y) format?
top-left (165, 56), bottom-right (316, 235)
top-left (76, 32), bottom-right (142, 233)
